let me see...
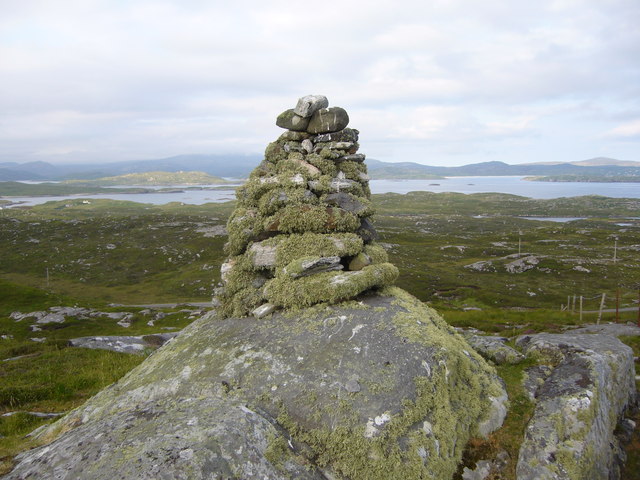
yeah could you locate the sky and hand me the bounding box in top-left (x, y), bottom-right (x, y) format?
top-left (1, 0), bottom-right (639, 167)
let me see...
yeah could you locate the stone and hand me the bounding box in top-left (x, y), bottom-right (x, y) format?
top-left (324, 192), bottom-right (367, 215)
top-left (35, 313), bottom-right (65, 324)
top-left (515, 333), bottom-right (636, 480)
top-left (336, 154), bottom-right (365, 163)
top-left (356, 217), bottom-right (378, 243)
top-left (564, 323), bottom-right (640, 337)
top-left (276, 109), bottom-right (310, 131)
top-left (301, 138), bottom-right (314, 154)
top-left (463, 334), bottom-right (524, 365)
top-left (68, 333), bottom-right (179, 355)
top-left (248, 242), bottom-right (278, 269)
top-left (278, 131), bottom-right (312, 142)
top-left (285, 256), bottom-right (343, 278)
top-left (521, 364), bottom-right (553, 401)
top-left (306, 107), bottom-right (349, 134)
top-left (287, 157), bottom-right (321, 177)
top-left (294, 95), bottom-right (328, 118)
top-left (348, 252), bottom-right (372, 271)
top-left (312, 141), bottom-right (356, 153)
top-left (329, 177), bottom-right (358, 192)
top-left (462, 460), bottom-right (492, 480)
top-left (6, 292), bottom-right (506, 480)
top-left (314, 128), bottom-right (359, 143)
top-left (251, 303), bottom-right (278, 319)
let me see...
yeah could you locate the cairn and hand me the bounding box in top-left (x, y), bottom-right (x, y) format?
top-left (216, 95), bottom-right (398, 318)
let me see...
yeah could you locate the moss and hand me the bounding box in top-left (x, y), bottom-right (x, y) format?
top-left (337, 160), bottom-right (367, 181)
top-left (304, 154), bottom-right (338, 177)
top-left (257, 187), bottom-right (318, 217)
top-left (265, 142), bottom-right (287, 163)
top-left (364, 243), bottom-right (389, 264)
top-left (264, 205), bottom-right (360, 235)
top-left (225, 208), bottom-right (262, 256)
top-left (265, 263), bottom-right (399, 309)
top-left (273, 233), bottom-right (363, 268)
top-left (264, 434), bottom-right (290, 469)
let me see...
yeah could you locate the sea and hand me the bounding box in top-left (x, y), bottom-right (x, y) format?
top-left (2, 176), bottom-right (639, 208)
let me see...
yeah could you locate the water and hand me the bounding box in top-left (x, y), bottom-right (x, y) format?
top-left (369, 177), bottom-right (640, 199)
top-left (2, 177), bottom-right (639, 208)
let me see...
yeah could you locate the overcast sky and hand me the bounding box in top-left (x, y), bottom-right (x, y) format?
top-left (1, 0), bottom-right (639, 166)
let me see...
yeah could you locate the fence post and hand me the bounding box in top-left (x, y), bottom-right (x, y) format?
top-left (579, 296), bottom-right (583, 323)
top-left (597, 293), bottom-right (606, 325)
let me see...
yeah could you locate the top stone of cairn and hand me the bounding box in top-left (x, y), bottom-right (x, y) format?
top-left (276, 95), bottom-right (349, 134)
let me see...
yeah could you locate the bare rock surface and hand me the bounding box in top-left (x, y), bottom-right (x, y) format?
top-left (68, 333), bottom-right (179, 354)
top-left (515, 333), bottom-right (636, 480)
top-left (4, 289), bottom-right (506, 480)
top-left (461, 334), bottom-right (524, 365)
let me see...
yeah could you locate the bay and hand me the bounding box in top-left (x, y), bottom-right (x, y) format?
top-left (2, 176), bottom-right (639, 208)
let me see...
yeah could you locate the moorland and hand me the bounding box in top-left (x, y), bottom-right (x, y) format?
top-left (1, 191), bottom-right (639, 476)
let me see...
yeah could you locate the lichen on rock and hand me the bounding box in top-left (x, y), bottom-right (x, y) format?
top-left (217, 95), bottom-right (397, 318)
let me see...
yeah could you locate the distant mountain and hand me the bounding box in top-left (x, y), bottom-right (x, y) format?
top-left (523, 157), bottom-right (640, 167)
top-left (366, 159), bottom-right (640, 178)
top-left (0, 154), bottom-right (261, 181)
top-left (3, 155), bottom-right (639, 181)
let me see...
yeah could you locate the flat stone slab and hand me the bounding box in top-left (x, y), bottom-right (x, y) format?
top-left (68, 333), bottom-right (179, 354)
top-left (463, 334), bottom-right (524, 365)
top-left (564, 322), bottom-right (640, 337)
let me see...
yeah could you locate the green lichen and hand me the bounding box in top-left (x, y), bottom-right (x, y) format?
top-left (263, 205), bottom-right (360, 235)
top-left (273, 232), bottom-right (363, 268)
top-left (265, 142), bottom-right (287, 163)
top-left (265, 263), bottom-right (399, 309)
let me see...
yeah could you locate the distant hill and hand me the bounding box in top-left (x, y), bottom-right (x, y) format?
top-left (0, 154), bottom-right (261, 181)
top-left (64, 171), bottom-right (230, 186)
top-left (524, 157), bottom-right (640, 167)
top-left (3, 155), bottom-right (639, 181)
top-left (366, 158), bottom-right (640, 179)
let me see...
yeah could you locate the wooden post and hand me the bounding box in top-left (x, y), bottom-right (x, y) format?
top-left (616, 289), bottom-right (620, 323)
top-left (597, 293), bottom-right (606, 325)
top-left (613, 238), bottom-right (617, 263)
top-left (572, 295), bottom-right (576, 313)
top-left (579, 296), bottom-right (583, 322)
top-left (637, 289), bottom-right (640, 327)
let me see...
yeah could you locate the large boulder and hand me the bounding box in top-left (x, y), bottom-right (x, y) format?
top-left (515, 333), bottom-right (636, 480)
top-left (5, 288), bottom-right (507, 480)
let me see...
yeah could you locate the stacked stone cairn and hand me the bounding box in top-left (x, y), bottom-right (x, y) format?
top-left (217, 95), bottom-right (399, 318)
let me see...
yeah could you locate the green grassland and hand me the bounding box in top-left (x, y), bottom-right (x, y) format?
top-left (0, 191), bottom-right (639, 475)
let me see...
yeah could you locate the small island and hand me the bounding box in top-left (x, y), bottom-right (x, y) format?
top-left (525, 174), bottom-right (640, 183)
top-left (63, 170), bottom-right (231, 186)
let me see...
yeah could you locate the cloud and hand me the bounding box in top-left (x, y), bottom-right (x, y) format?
top-left (605, 120), bottom-right (640, 139)
top-left (0, 0), bottom-right (639, 165)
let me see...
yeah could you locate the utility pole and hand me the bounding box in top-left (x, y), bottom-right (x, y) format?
top-left (518, 230), bottom-right (522, 257)
top-left (613, 238), bottom-right (618, 263)
top-left (615, 288), bottom-right (620, 323)
top-left (46, 267), bottom-right (49, 288)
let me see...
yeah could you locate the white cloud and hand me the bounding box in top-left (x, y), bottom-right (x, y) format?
top-left (0, 0), bottom-right (639, 165)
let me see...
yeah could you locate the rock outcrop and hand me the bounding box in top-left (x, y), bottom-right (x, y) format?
top-left (5, 289), bottom-right (506, 480)
top-left (515, 333), bottom-right (636, 480)
top-left (216, 94), bottom-right (398, 318)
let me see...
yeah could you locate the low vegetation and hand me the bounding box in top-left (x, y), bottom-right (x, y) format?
top-left (0, 191), bottom-right (638, 475)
